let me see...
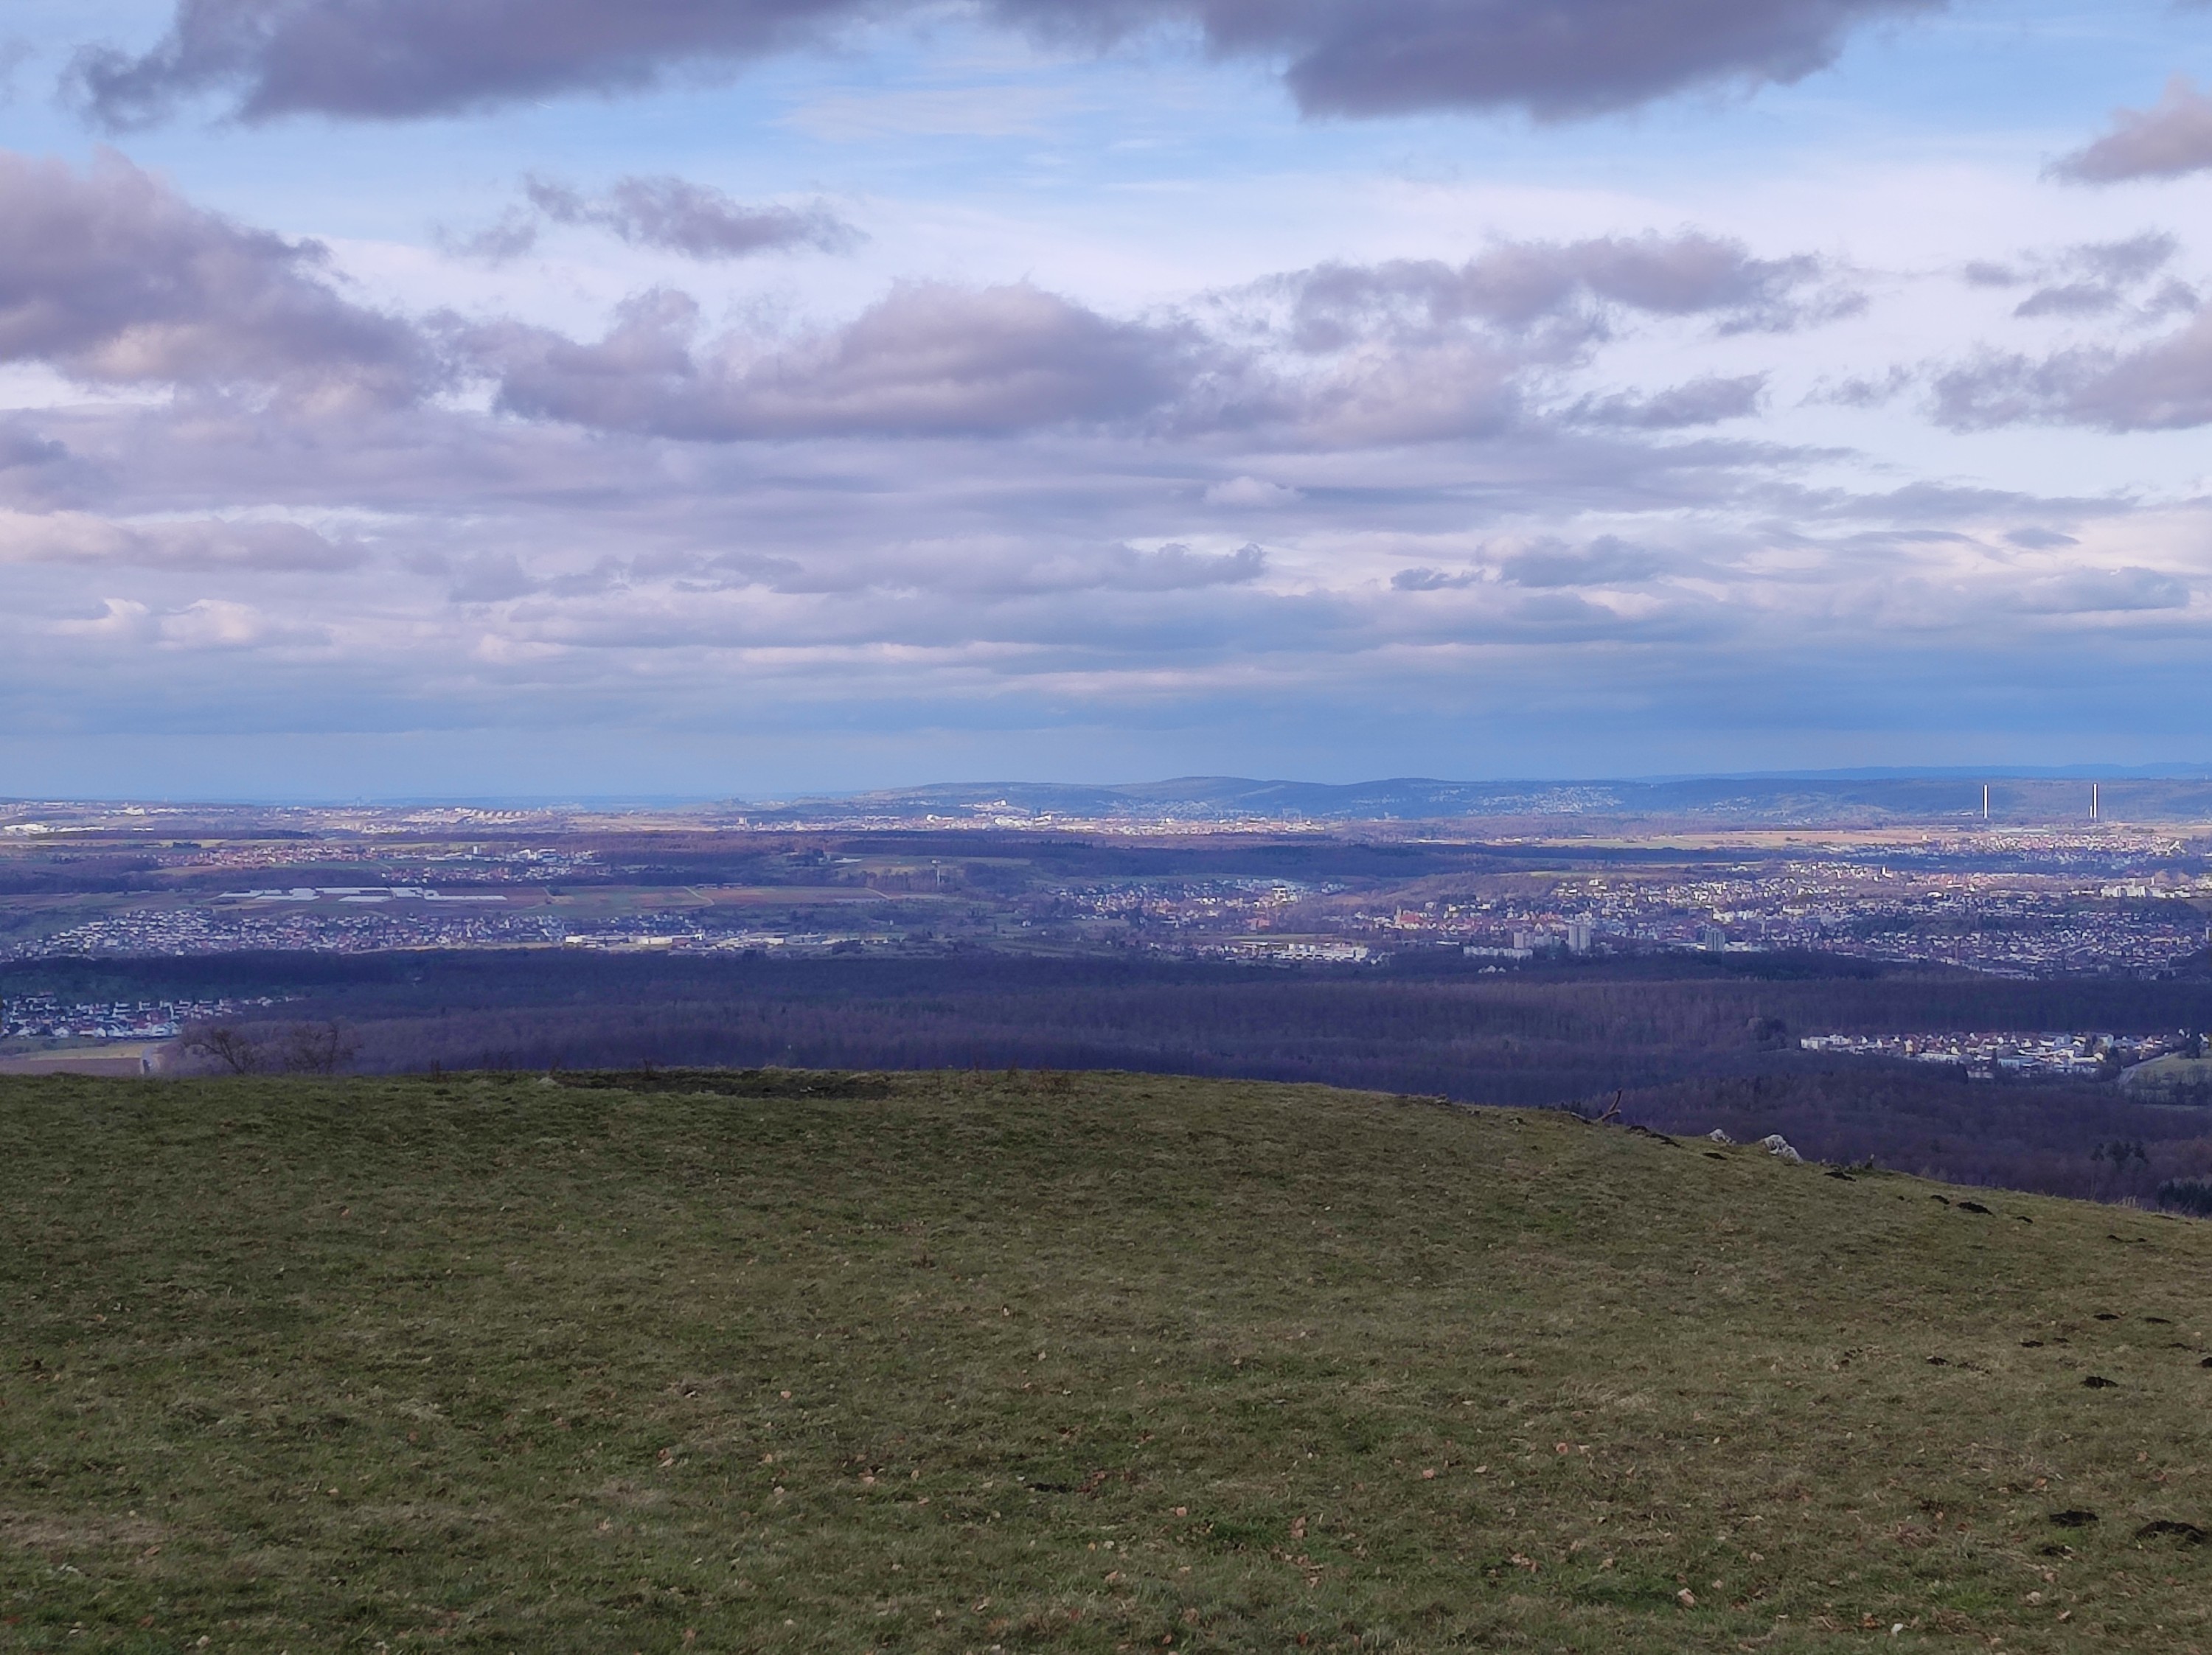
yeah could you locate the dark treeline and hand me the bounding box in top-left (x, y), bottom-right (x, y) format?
top-left (1610, 1069), bottom-right (2212, 1205)
top-left (14, 949), bottom-right (2212, 1203)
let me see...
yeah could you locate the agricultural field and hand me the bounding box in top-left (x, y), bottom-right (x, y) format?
top-left (3, 1070), bottom-right (2211, 1651)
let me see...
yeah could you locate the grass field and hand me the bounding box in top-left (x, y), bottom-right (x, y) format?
top-left (4, 1069), bottom-right (2211, 1652)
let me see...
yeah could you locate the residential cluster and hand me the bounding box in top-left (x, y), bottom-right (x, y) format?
top-left (1799, 1030), bottom-right (2194, 1079)
top-left (1048, 879), bottom-right (1326, 928)
top-left (1323, 854), bottom-right (2212, 978)
top-left (1, 995), bottom-right (260, 1040)
top-left (3, 906), bottom-right (563, 959)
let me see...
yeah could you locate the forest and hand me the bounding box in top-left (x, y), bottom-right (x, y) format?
top-left (10, 947), bottom-right (2212, 1205)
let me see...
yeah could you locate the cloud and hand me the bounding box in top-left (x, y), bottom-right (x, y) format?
top-left (159, 596), bottom-right (312, 648)
top-left (2051, 76), bottom-right (2212, 184)
top-left (1279, 234), bottom-right (1853, 345)
top-left (49, 594), bottom-right (321, 649)
top-left (2012, 282), bottom-right (2124, 319)
top-left (0, 509), bottom-right (362, 568)
top-left (1203, 475), bottom-right (1301, 507)
top-left (49, 597), bottom-right (155, 642)
top-left (1183, 236), bottom-right (1846, 445)
top-left (2003, 566), bottom-right (2189, 613)
top-left (1570, 372), bottom-right (1766, 428)
top-left (476, 282), bottom-right (1193, 439)
top-left (464, 174), bottom-right (860, 262)
top-left (1806, 364), bottom-right (1915, 408)
top-left (1934, 310), bottom-right (2212, 432)
top-left (1955, 233), bottom-right (2191, 324)
top-left (72, 0), bottom-right (880, 128)
top-left (448, 550), bottom-right (540, 603)
top-left (1391, 565), bottom-right (1481, 591)
top-left (2070, 233), bottom-right (2180, 286)
top-left (1929, 234), bottom-right (2212, 428)
top-left (1499, 535), bottom-right (1669, 588)
top-left (73, 0), bottom-right (1946, 127)
top-left (0, 425), bottom-right (69, 473)
top-left (1107, 541), bottom-right (1267, 589)
top-left (10, 141), bottom-right (2197, 779)
top-left (1071, 0), bottom-right (1947, 121)
top-left (0, 147), bottom-right (430, 402)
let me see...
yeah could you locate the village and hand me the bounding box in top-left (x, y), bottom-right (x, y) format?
top-left (1798, 1028), bottom-right (2197, 1079)
top-left (0, 994), bottom-right (261, 1041)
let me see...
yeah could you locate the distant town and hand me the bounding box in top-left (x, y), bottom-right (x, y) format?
top-left (1800, 1029), bottom-right (2196, 1080)
top-left (0, 793), bottom-right (2206, 983)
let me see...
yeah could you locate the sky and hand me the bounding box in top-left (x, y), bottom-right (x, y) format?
top-left (4, 1), bottom-right (2212, 800)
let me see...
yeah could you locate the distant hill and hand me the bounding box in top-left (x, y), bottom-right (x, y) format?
top-left (743, 770), bottom-right (2212, 825)
top-left (5, 1068), bottom-right (2209, 1648)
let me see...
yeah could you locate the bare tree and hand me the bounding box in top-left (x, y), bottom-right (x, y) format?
top-left (276, 1021), bottom-right (361, 1076)
top-left (179, 1020), bottom-right (359, 1076)
top-left (181, 1023), bottom-right (265, 1074)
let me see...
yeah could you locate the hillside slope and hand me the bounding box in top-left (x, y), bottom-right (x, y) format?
top-left (2, 1070), bottom-right (2210, 1651)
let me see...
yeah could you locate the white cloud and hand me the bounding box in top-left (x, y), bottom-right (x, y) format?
top-left (1203, 476), bottom-right (1301, 508)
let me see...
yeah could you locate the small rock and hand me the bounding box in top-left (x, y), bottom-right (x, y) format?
top-left (1707, 1129), bottom-right (1733, 1145)
top-left (1759, 1134), bottom-right (1802, 1163)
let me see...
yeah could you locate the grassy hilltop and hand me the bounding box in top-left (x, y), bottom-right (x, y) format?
top-left (3, 1072), bottom-right (2211, 1652)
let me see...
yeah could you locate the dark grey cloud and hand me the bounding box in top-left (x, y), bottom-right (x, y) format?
top-left (72, 0), bottom-right (882, 128)
top-left (1034, 0), bottom-right (1947, 120)
top-left (465, 175), bottom-right (860, 262)
top-left (477, 282), bottom-right (1192, 439)
top-left (2050, 76), bottom-right (2212, 184)
top-left (1570, 372), bottom-right (1765, 428)
top-left (73, 0), bottom-right (1945, 128)
top-left (0, 148), bottom-right (430, 400)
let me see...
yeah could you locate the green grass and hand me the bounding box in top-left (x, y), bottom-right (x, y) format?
top-left (4, 1069), bottom-right (2211, 1653)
